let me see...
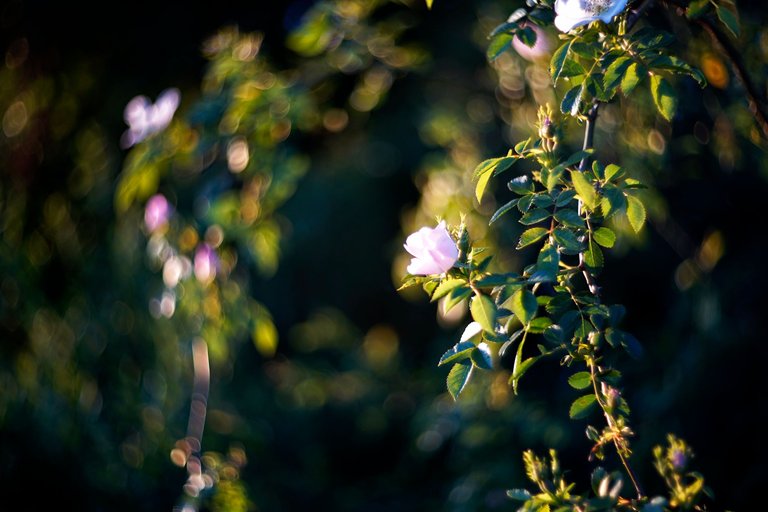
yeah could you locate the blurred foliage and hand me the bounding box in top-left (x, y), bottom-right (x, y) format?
top-left (0, 0), bottom-right (767, 511)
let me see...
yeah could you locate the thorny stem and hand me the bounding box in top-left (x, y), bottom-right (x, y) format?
top-left (575, 101), bottom-right (645, 500)
top-left (588, 360), bottom-right (645, 500)
top-left (577, 103), bottom-right (601, 296)
top-left (663, 0), bottom-right (768, 140)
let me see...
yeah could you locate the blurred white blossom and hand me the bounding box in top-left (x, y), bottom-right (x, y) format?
top-left (121, 88), bottom-right (180, 148)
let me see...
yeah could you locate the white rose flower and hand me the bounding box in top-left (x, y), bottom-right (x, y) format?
top-left (404, 221), bottom-right (459, 276)
top-left (554, 0), bottom-right (629, 33)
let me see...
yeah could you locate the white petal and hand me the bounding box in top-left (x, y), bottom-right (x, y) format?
top-left (599, 0), bottom-right (629, 23)
top-left (407, 257), bottom-right (443, 276)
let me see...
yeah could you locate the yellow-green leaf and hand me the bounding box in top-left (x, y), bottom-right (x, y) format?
top-left (510, 289), bottom-right (537, 326)
top-left (650, 74), bottom-right (677, 121)
top-left (570, 170), bottom-right (597, 210)
top-left (470, 294), bottom-right (497, 333)
top-left (626, 194), bottom-right (647, 233)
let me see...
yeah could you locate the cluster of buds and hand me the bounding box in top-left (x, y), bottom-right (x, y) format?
top-left (537, 104), bottom-right (558, 153)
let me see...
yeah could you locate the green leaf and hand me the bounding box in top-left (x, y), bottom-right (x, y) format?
top-left (490, 198), bottom-right (519, 225)
top-left (568, 371), bottom-right (592, 390)
top-left (447, 362), bottom-right (472, 400)
top-left (604, 163), bottom-right (624, 182)
top-left (601, 184), bottom-right (627, 218)
top-left (554, 208), bottom-right (585, 228)
top-left (516, 26), bottom-right (537, 47)
top-left (439, 341), bottom-right (476, 366)
top-left (487, 33), bottom-right (514, 61)
top-left (514, 138), bottom-right (532, 154)
top-left (570, 170), bottom-right (597, 210)
top-left (431, 278), bottom-right (467, 302)
top-left (528, 316), bottom-right (553, 334)
top-left (520, 208), bottom-right (551, 225)
top-left (508, 175), bottom-right (534, 195)
top-left (622, 332), bottom-right (644, 359)
top-left (593, 227), bottom-right (616, 248)
top-left (560, 83), bottom-right (584, 116)
top-left (511, 355), bottom-right (540, 384)
top-left (550, 39), bottom-right (574, 83)
top-left (543, 324), bottom-right (565, 344)
top-left (530, 243), bottom-right (559, 283)
top-left (475, 273), bottom-right (521, 287)
top-left (472, 157), bottom-right (516, 202)
top-left (517, 227), bottom-right (549, 249)
top-left (626, 194), bottom-right (647, 233)
top-left (569, 394), bottom-right (598, 419)
top-left (686, 0), bottom-right (710, 18)
top-left (553, 227), bottom-right (582, 253)
top-left (603, 55), bottom-right (632, 92)
top-left (471, 344), bottom-right (493, 370)
top-left (506, 489), bottom-right (532, 501)
top-left (517, 194), bottom-right (534, 213)
top-left (715, 0), bottom-right (740, 38)
top-left (650, 74), bottom-right (677, 122)
top-left (584, 237), bottom-right (604, 269)
top-left (443, 286), bottom-right (472, 314)
top-left (555, 189), bottom-right (577, 207)
top-left (621, 62), bottom-right (643, 95)
top-left (470, 294), bottom-right (497, 333)
top-left (510, 288), bottom-right (537, 326)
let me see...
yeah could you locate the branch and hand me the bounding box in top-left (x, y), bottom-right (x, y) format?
top-left (663, 0), bottom-right (768, 139)
top-left (626, 0), bottom-right (656, 32)
top-left (578, 102), bottom-right (601, 297)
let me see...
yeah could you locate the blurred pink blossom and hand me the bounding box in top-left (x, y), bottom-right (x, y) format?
top-left (144, 194), bottom-right (171, 233)
top-left (404, 221), bottom-right (458, 275)
top-left (121, 88), bottom-right (180, 148)
top-left (512, 24), bottom-right (552, 62)
top-left (194, 243), bottom-right (219, 284)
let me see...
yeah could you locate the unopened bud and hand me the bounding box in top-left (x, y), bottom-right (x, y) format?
top-left (670, 449), bottom-right (687, 472)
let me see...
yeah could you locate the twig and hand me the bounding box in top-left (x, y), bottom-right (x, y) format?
top-left (626, 0), bottom-right (656, 32)
top-left (663, 0), bottom-right (768, 140)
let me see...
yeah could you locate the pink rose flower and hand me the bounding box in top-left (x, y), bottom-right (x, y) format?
top-left (404, 221), bottom-right (459, 275)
